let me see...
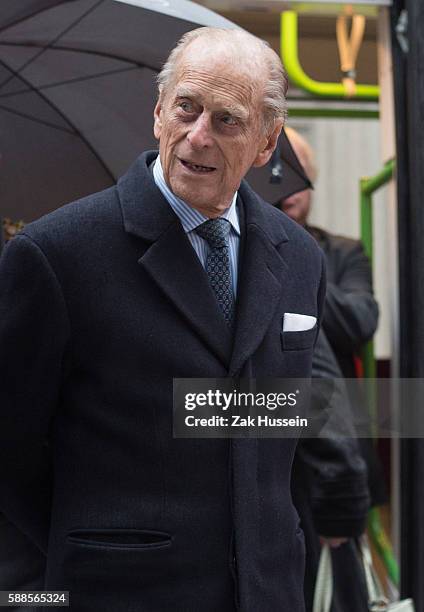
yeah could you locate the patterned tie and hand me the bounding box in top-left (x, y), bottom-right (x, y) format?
top-left (195, 218), bottom-right (234, 325)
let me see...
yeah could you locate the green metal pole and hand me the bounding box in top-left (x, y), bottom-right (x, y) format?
top-left (368, 507), bottom-right (400, 586)
top-left (289, 108), bottom-right (379, 119)
top-left (362, 159), bottom-right (396, 196)
top-left (360, 182), bottom-right (377, 388)
top-left (281, 11), bottom-right (380, 101)
top-left (360, 183), bottom-right (373, 264)
top-left (360, 159), bottom-right (396, 410)
top-left (360, 159), bottom-right (397, 586)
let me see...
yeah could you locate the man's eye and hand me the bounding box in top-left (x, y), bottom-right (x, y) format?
top-left (221, 115), bottom-right (237, 126)
top-left (180, 101), bottom-right (193, 113)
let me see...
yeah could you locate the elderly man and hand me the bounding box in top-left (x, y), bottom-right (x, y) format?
top-left (0, 29), bottom-right (325, 611)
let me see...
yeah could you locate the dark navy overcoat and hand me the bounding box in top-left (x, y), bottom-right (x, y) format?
top-left (0, 152), bottom-right (325, 611)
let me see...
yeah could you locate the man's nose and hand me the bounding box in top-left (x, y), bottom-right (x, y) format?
top-left (186, 113), bottom-right (214, 149)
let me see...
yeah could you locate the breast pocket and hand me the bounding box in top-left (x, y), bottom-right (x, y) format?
top-left (281, 325), bottom-right (318, 351)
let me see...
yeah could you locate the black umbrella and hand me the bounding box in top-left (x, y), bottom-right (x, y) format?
top-left (0, 0), bottom-right (237, 222)
top-left (0, 0), bottom-right (310, 223)
top-left (245, 127), bottom-right (313, 204)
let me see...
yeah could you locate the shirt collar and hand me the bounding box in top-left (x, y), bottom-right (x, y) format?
top-left (153, 155), bottom-right (240, 235)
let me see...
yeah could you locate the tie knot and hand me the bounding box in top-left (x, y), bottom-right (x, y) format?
top-left (195, 218), bottom-right (231, 248)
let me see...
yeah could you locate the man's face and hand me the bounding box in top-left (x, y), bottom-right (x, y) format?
top-left (279, 188), bottom-right (312, 226)
top-left (154, 43), bottom-right (282, 217)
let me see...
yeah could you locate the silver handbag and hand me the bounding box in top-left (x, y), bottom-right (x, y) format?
top-left (313, 537), bottom-right (415, 612)
top-left (360, 535), bottom-right (415, 612)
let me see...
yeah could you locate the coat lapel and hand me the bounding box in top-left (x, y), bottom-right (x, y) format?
top-left (229, 184), bottom-right (290, 376)
top-left (117, 152), bottom-right (233, 368)
top-left (140, 224), bottom-right (233, 367)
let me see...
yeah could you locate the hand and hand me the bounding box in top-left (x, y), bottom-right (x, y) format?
top-left (319, 536), bottom-right (349, 549)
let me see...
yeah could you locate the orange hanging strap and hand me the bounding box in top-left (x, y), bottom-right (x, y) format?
top-left (336, 5), bottom-right (366, 97)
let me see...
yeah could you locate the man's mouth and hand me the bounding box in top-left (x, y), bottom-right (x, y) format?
top-left (179, 158), bottom-right (216, 173)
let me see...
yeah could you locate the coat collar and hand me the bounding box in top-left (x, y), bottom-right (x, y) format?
top-left (118, 151), bottom-right (176, 242)
top-left (117, 151), bottom-right (290, 374)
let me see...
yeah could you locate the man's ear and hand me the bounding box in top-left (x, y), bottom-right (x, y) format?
top-left (252, 119), bottom-right (284, 168)
top-left (153, 99), bottom-right (163, 140)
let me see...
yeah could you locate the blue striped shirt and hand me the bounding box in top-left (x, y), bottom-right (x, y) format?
top-left (153, 156), bottom-right (240, 297)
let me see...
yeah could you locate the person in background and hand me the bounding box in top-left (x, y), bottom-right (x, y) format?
top-left (277, 127), bottom-right (383, 611)
top-left (278, 127), bottom-right (379, 381)
top-left (279, 126), bottom-right (384, 506)
top-left (292, 329), bottom-right (371, 611)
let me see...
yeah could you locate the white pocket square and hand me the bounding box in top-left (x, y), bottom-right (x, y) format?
top-left (283, 313), bottom-right (317, 332)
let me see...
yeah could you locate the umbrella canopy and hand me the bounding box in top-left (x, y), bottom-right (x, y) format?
top-left (0, 0), bottom-right (309, 223)
top-left (0, 0), bottom-right (238, 221)
top-left (245, 127), bottom-right (313, 204)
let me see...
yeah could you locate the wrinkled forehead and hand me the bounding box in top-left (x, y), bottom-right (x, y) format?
top-left (171, 43), bottom-right (264, 108)
top-left (178, 68), bottom-right (256, 106)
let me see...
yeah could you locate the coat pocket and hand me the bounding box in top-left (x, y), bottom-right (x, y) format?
top-left (62, 529), bottom-right (174, 610)
top-left (281, 325), bottom-right (318, 351)
top-left (64, 528), bottom-right (174, 582)
top-left (67, 528), bottom-right (172, 550)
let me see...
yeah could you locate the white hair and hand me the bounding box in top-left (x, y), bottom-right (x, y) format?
top-left (157, 27), bottom-right (288, 133)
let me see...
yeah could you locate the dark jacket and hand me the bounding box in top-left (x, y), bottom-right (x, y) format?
top-left (0, 152), bottom-right (325, 612)
top-left (307, 226), bottom-right (379, 376)
top-left (307, 225), bottom-right (385, 506)
top-left (297, 329), bottom-right (370, 538)
top-left (293, 225), bottom-right (380, 612)
top-left (293, 327), bottom-right (371, 612)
